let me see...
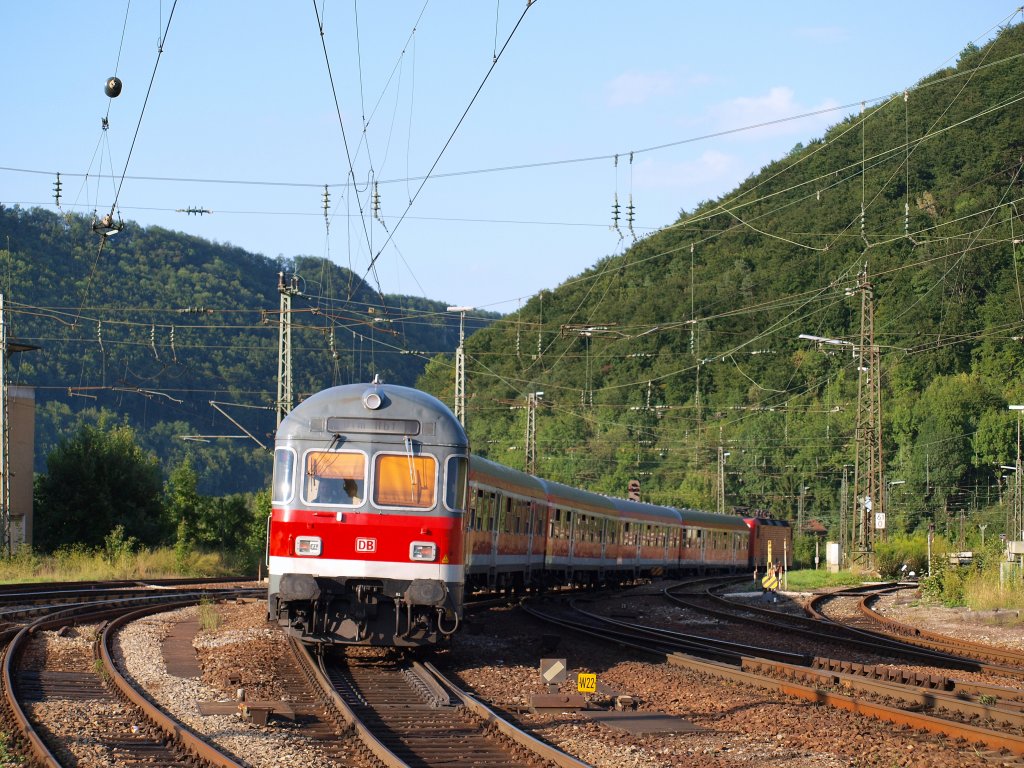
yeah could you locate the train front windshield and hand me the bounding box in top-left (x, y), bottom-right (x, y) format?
top-left (304, 450), bottom-right (366, 506)
top-left (373, 453), bottom-right (437, 508)
top-left (275, 445), bottom-right (455, 513)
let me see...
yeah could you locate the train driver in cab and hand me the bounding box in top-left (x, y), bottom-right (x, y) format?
top-left (315, 476), bottom-right (362, 505)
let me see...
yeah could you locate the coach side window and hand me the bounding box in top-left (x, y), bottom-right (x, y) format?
top-left (444, 456), bottom-right (468, 511)
top-left (272, 448), bottom-right (295, 504)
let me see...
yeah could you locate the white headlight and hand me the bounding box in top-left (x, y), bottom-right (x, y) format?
top-left (409, 542), bottom-right (437, 561)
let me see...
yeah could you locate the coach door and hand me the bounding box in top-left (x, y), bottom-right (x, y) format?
top-left (490, 492), bottom-right (503, 575)
top-left (525, 501), bottom-right (538, 581)
top-left (566, 509), bottom-right (575, 562)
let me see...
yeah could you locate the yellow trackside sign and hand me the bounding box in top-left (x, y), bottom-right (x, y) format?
top-left (577, 672), bottom-right (596, 693)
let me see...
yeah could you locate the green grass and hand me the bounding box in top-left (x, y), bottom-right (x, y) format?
top-left (0, 546), bottom-right (238, 584)
top-left (731, 568), bottom-right (867, 592)
top-left (0, 730), bottom-right (25, 764)
top-left (962, 569), bottom-right (1024, 613)
top-left (779, 569), bottom-right (869, 591)
top-left (197, 597), bottom-right (222, 633)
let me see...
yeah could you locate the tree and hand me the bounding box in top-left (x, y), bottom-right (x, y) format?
top-left (166, 454), bottom-right (203, 546)
top-left (166, 454), bottom-right (256, 552)
top-left (34, 421), bottom-right (170, 552)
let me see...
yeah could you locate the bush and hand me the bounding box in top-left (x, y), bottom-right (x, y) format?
top-left (792, 534), bottom-right (818, 569)
top-left (873, 533), bottom-right (929, 579)
top-left (34, 422), bottom-right (170, 552)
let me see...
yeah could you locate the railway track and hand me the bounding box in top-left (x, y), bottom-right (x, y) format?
top-left (809, 585), bottom-right (1024, 670)
top-left (5, 593), bottom-right (247, 765)
top-left (522, 593), bottom-right (1024, 759)
top-left (0, 583), bottom-right (259, 631)
top-left (288, 638), bottom-right (590, 768)
top-left (1, 584), bottom-right (261, 766)
top-left (664, 582), bottom-right (1024, 680)
top-left (0, 576), bottom-right (247, 602)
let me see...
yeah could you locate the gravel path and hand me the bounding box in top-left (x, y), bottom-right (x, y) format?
top-left (114, 600), bottom-right (370, 767)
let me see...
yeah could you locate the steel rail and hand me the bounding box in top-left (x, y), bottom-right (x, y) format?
top-left (291, 636), bottom-right (594, 768)
top-left (524, 597), bottom-right (1024, 756)
top-left (569, 597), bottom-right (811, 665)
top-left (806, 588), bottom-right (1024, 678)
top-left (2, 591), bottom-right (253, 767)
top-left (668, 651), bottom-right (1024, 755)
top-left (98, 600), bottom-right (248, 768)
top-left (420, 659), bottom-right (593, 768)
top-left (679, 585), bottom-right (1010, 673)
top-left (0, 587), bottom-right (263, 627)
top-left (564, 596), bottom-right (1024, 726)
top-left (2, 624), bottom-right (62, 766)
top-left (0, 576), bottom-right (251, 604)
top-left (858, 591), bottom-right (1024, 668)
top-left (744, 656), bottom-right (1024, 729)
top-left (2, 595), bottom-right (214, 766)
top-left (289, 637), bottom-right (408, 768)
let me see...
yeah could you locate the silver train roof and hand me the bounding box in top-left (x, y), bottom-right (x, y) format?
top-left (278, 382), bottom-right (468, 448)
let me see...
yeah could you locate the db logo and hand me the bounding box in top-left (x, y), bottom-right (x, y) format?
top-left (355, 538), bottom-right (377, 553)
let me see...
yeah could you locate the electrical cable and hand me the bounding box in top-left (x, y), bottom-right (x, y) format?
top-left (108, 0), bottom-right (179, 219)
top-left (362, 0), bottom-right (535, 279)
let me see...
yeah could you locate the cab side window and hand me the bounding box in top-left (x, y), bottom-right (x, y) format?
top-left (272, 448), bottom-right (295, 504)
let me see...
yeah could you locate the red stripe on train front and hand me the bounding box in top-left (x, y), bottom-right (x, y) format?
top-left (268, 508), bottom-right (464, 565)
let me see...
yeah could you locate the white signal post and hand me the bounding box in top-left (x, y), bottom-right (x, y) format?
top-left (0, 293), bottom-right (7, 557)
top-left (447, 306), bottom-right (474, 428)
top-left (1009, 406), bottom-right (1024, 543)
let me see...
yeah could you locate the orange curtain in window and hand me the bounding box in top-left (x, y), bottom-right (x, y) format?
top-left (307, 451), bottom-right (365, 479)
top-left (374, 454), bottom-right (436, 508)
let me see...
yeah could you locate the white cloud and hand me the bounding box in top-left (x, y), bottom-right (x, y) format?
top-left (606, 71), bottom-right (674, 107)
top-left (633, 150), bottom-right (741, 191)
top-left (708, 86), bottom-right (840, 139)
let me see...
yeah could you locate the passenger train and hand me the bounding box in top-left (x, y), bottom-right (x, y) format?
top-left (267, 381), bottom-right (791, 647)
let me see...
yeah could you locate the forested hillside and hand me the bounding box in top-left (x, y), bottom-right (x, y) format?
top-left (0, 207), bottom-right (494, 493)
top-left (419, 23), bottom-right (1024, 541)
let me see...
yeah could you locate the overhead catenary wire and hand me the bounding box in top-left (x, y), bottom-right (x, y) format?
top-left (108, 0), bottom-right (179, 220)
top-left (12, 73), bottom-right (1019, 329)
top-left (311, 0), bottom-right (379, 297)
top-left (5, 45), bottom-right (1019, 197)
top-left (361, 0), bottom-right (536, 280)
top-left (105, 0), bottom-right (133, 127)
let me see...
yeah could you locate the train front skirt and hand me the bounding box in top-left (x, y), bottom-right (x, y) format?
top-left (269, 571), bottom-right (464, 647)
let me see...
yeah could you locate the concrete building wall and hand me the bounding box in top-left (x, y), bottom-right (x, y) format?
top-left (9, 386), bottom-right (34, 548)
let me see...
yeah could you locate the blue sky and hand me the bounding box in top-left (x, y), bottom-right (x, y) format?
top-left (2, 2), bottom-right (1018, 312)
